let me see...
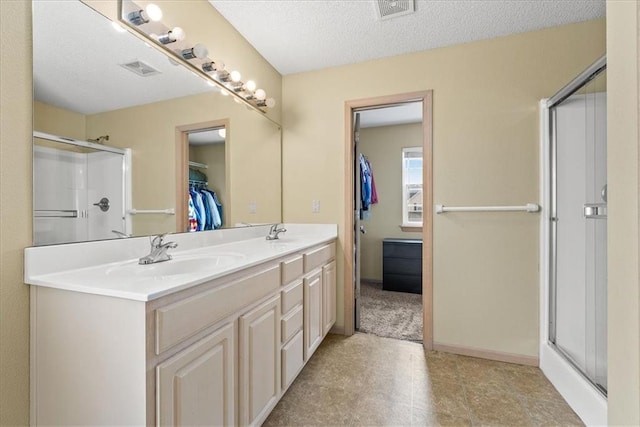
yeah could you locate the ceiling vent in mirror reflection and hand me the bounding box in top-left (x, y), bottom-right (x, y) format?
top-left (376, 0), bottom-right (414, 20)
top-left (120, 60), bottom-right (162, 77)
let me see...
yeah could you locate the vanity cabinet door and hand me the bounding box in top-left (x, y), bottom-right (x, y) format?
top-left (304, 269), bottom-right (323, 360)
top-left (239, 294), bottom-right (281, 426)
top-left (322, 260), bottom-right (337, 336)
top-left (156, 321), bottom-right (235, 427)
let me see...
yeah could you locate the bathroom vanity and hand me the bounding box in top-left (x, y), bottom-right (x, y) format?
top-left (24, 224), bottom-right (337, 426)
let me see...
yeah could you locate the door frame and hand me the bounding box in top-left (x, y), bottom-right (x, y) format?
top-left (175, 119), bottom-right (230, 231)
top-left (343, 90), bottom-right (434, 350)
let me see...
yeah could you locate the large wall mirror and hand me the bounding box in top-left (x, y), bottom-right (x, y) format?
top-left (32, 0), bottom-right (282, 246)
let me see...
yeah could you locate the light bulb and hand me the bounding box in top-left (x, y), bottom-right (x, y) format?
top-left (218, 128), bottom-right (226, 138)
top-left (145, 4), bottom-right (163, 21)
top-left (245, 80), bottom-right (257, 92)
top-left (111, 22), bottom-right (126, 33)
top-left (265, 98), bottom-right (276, 108)
top-left (254, 89), bottom-right (266, 100)
top-left (193, 43), bottom-right (208, 59)
top-left (157, 27), bottom-right (185, 44)
top-left (181, 43), bottom-right (208, 60)
top-left (173, 27), bottom-right (186, 41)
top-left (230, 71), bottom-right (242, 83)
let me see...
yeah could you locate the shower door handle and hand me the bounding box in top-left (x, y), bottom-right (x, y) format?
top-left (584, 203), bottom-right (607, 219)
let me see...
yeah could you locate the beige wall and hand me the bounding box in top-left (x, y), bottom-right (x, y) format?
top-left (0, 1), bottom-right (32, 425)
top-left (282, 19), bottom-right (606, 357)
top-left (86, 92), bottom-right (280, 235)
top-left (359, 123), bottom-right (422, 281)
top-left (190, 143), bottom-right (227, 225)
top-left (607, 1), bottom-right (640, 424)
top-left (34, 101), bottom-right (86, 140)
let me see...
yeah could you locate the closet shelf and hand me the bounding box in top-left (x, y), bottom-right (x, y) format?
top-left (188, 161), bottom-right (208, 169)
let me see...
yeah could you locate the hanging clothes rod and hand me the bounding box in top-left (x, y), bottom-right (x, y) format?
top-left (128, 208), bottom-right (175, 215)
top-left (435, 203), bottom-right (540, 214)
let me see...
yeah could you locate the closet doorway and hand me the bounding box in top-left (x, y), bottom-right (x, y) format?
top-left (175, 119), bottom-right (230, 232)
top-left (344, 91), bottom-right (433, 349)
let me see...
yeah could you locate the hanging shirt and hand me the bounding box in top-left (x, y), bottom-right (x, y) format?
top-left (202, 190), bottom-right (221, 230)
top-left (360, 154), bottom-right (372, 210)
top-left (212, 192), bottom-right (223, 226)
top-left (187, 193), bottom-right (198, 232)
top-left (189, 188), bottom-right (206, 231)
top-left (366, 157), bottom-right (378, 204)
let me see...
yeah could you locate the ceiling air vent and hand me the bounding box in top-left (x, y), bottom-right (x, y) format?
top-left (120, 60), bottom-right (161, 77)
top-left (375, 0), bottom-right (414, 21)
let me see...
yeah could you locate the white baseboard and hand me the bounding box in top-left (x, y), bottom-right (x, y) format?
top-left (433, 342), bottom-right (539, 366)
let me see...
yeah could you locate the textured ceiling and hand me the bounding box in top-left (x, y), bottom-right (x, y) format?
top-left (33, 0), bottom-right (216, 115)
top-left (209, 0), bottom-right (606, 75)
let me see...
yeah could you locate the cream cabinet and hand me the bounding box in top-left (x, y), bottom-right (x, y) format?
top-left (239, 294), bottom-right (281, 426)
top-left (304, 269), bottom-right (323, 360)
top-left (157, 322), bottom-right (235, 427)
top-left (323, 260), bottom-right (337, 336)
top-left (29, 239), bottom-right (336, 426)
top-left (303, 243), bottom-right (336, 361)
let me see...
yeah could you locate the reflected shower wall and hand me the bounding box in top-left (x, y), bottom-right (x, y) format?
top-left (33, 136), bottom-right (127, 245)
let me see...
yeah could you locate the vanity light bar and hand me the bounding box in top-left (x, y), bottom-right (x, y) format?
top-left (118, 0), bottom-right (276, 113)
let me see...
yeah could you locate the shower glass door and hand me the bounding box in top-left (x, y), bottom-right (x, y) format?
top-left (550, 66), bottom-right (607, 394)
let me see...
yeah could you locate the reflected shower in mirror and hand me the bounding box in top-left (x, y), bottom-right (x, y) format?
top-left (32, 0), bottom-right (282, 246)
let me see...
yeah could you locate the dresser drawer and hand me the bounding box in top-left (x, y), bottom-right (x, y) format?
top-left (383, 239), bottom-right (422, 259)
top-left (383, 257), bottom-right (422, 276)
top-left (156, 264), bottom-right (280, 354)
top-left (304, 242), bottom-right (336, 273)
top-left (281, 255), bottom-right (303, 285)
top-left (281, 305), bottom-right (303, 343)
top-left (281, 279), bottom-right (303, 314)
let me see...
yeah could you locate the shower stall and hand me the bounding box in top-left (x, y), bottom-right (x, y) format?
top-left (33, 132), bottom-right (131, 246)
top-left (540, 55), bottom-right (607, 425)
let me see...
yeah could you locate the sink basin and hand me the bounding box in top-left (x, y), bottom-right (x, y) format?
top-left (105, 253), bottom-right (245, 278)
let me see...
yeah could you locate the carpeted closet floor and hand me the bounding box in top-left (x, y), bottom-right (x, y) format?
top-left (358, 281), bottom-right (423, 343)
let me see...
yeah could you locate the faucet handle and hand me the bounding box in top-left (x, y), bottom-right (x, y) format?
top-left (150, 233), bottom-right (168, 247)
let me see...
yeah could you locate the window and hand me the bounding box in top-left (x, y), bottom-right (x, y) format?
top-left (402, 147), bottom-right (423, 226)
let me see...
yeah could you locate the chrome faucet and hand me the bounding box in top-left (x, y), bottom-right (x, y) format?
top-left (139, 234), bottom-right (178, 265)
top-left (266, 223), bottom-right (287, 240)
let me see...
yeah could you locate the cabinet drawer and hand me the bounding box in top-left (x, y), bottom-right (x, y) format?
top-left (304, 242), bottom-right (336, 273)
top-left (281, 279), bottom-right (303, 314)
top-left (282, 330), bottom-right (304, 390)
top-left (156, 264), bottom-right (280, 354)
top-left (281, 305), bottom-right (303, 343)
top-left (281, 255), bottom-right (303, 285)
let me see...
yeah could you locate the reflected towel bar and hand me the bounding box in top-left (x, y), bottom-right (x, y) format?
top-left (435, 203), bottom-right (540, 214)
top-left (128, 209), bottom-right (175, 215)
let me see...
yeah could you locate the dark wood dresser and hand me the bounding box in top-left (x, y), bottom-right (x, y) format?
top-left (382, 238), bottom-right (423, 294)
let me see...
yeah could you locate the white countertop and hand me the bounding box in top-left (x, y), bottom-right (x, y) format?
top-left (24, 224), bottom-right (337, 301)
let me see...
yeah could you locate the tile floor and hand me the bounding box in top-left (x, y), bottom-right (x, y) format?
top-left (264, 333), bottom-right (583, 426)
